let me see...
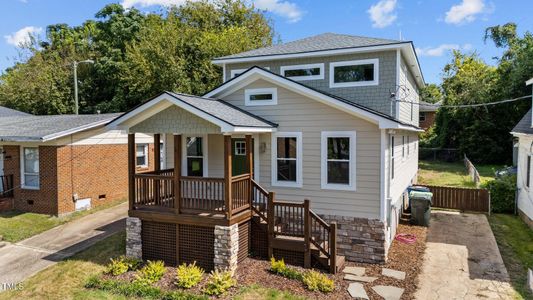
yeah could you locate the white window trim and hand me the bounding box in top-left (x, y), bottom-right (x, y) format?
top-left (136, 143), bottom-right (149, 168)
top-left (401, 136), bottom-right (406, 161)
top-left (245, 88), bottom-right (278, 106)
top-left (407, 136), bottom-right (410, 157)
top-left (390, 135), bottom-right (395, 181)
top-left (280, 63), bottom-right (324, 81)
top-left (271, 132), bottom-right (303, 188)
top-left (329, 58), bottom-right (379, 88)
top-left (234, 141), bottom-right (246, 156)
top-left (321, 131), bottom-right (357, 191)
top-left (20, 146), bottom-right (39, 190)
top-left (181, 134), bottom-right (209, 177)
top-left (231, 67), bottom-right (269, 79)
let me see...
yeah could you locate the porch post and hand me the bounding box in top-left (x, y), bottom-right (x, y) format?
top-left (245, 134), bottom-right (253, 208)
top-left (174, 134), bottom-right (181, 214)
top-left (154, 134), bottom-right (161, 201)
top-left (224, 135), bottom-right (233, 219)
top-left (128, 133), bottom-right (136, 211)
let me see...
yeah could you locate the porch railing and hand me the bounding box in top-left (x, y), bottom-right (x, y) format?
top-left (133, 169), bottom-right (175, 210)
top-left (180, 176), bottom-right (225, 213)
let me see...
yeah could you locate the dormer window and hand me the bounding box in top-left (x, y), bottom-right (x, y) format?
top-left (245, 88), bottom-right (278, 106)
top-left (280, 63), bottom-right (324, 81)
top-left (330, 59), bottom-right (379, 88)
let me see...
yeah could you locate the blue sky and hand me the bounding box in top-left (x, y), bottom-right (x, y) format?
top-left (1, 0), bottom-right (532, 84)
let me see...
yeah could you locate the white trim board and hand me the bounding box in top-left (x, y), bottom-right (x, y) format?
top-left (181, 134), bottom-right (209, 177)
top-left (329, 59), bottom-right (379, 88)
top-left (271, 132), bottom-right (303, 188)
top-left (245, 88), bottom-right (278, 106)
top-left (280, 63), bottom-right (324, 81)
top-left (320, 131), bottom-right (356, 191)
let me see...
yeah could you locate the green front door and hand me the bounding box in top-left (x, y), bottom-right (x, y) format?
top-left (231, 138), bottom-right (253, 176)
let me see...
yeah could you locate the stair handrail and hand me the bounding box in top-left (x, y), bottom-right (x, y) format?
top-left (250, 179), bottom-right (269, 223)
top-left (309, 210), bottom-right (331, 259)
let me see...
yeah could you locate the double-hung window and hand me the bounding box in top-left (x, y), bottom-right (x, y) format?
top-left (330, 59), bottom-right (379, 88)
top-left (419, 113), bottom-right (426, 122)
top-left (321, 131), bottom-right (356, 190)
top-left (185, 136), bottom-right (206, 177)
top-left (280, 63), bottom-right (324, 81)
top-left (272, 132), bottom-right (302, 187)
top-left (136, 144), bottom-right (148, 168)
top-left (22, 147), bottom-right (39, 189)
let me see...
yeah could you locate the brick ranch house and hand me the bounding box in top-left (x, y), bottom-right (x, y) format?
top-left (108, 33), bottom-right (425, 273)
top-left (0, 107), bottom-right (154, 215)
top-left (418, 100), bottom-right (440, 130)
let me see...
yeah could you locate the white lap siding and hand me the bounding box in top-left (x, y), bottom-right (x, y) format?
top-left (221, 79), bottom-right (381, 219)
top-left (516, 135), bottom-right (533, 222)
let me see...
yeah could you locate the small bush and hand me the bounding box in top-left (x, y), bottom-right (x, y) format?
top-left (105, 256), bottom-right (143, 276)
top-left (269, 257), bottom-right (302, 280)
top-left (484, 175), bottom-right (516, 213)
top-left (175, 262), bottom-right (204, 289)
top-left (302, 270), bottom-right (335, 293)
top-left (134, 260), bottom-right (166, 285)
top-left (203, 270), bottom-right (236, 296)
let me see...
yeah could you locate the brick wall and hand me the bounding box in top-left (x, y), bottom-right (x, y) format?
top-left (2, 142), bottom-right (155, 215)
top-left (419, 111), bottom-right (436, 130)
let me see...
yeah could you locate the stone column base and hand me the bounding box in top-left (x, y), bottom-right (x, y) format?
top-left (126, 217), bottom-right (142, 259)
top-left (214, 224), bottom-right (239, 273)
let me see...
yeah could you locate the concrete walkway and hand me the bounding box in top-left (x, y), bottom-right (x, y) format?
top-left (0, 202), bottom-right (127, 285)
top-left (415, 211), bottom-right (516, 300)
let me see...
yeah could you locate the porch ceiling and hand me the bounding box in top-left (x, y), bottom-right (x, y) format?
top-left (108, 92), bottom-right (277, 134)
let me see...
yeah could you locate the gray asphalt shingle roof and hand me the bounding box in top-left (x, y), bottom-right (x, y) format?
top-left (512, 109), bottom-right (533, 135)
top-left (167, 92), bottom-right (277, 128)
top-left (0, 106), bottom-right (31, 117)
top-left (214, 33), bottom-right (405, 60)
top-left (0, 113), bottom-right (121, 142)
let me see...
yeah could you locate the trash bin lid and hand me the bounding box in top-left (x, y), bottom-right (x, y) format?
top-left (408, 185), bottom-right (431, 193)
top-left (409, 191), bottom-right (433, 201)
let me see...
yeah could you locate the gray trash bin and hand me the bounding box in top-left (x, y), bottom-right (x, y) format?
top-left (409, 190), bottom-right (432, 226)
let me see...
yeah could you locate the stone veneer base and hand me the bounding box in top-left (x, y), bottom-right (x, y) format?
top-left (126, 217), bottom-right (142, 259)
top-left (214, 224), bottom-right (239, 273)
top-left (320, 214), bottom-right (386, 263)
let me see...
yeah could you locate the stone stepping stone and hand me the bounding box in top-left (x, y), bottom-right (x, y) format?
top-left (372, 285), bottom-right (404, 300)
top-left (382, 268), bottom-right (406, 280)
top-left (347, 282), bottom-right (369, 299)
top-left (343, 266), bottom-right (366, 276)
top-left (344, 274), bottom-right (378, 283)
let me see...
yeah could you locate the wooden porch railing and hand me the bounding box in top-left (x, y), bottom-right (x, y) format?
top-left (133, 171), bottom-right (175, 210)
top-left (180, 176), bottom-right (225, 213)
top-left (0, 174), bottom-right (14, 198)
top-left (231, 174), bottom-right (251, 214)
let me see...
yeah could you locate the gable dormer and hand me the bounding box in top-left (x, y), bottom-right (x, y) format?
top-left (212, 33), bottom-right (425, 126)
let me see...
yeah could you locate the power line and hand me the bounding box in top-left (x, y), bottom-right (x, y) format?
top-left (394, 95), bottom-right (531, 108)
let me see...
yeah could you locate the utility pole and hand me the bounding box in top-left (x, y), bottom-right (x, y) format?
top-left (72, 59), bottom-right (94, 114)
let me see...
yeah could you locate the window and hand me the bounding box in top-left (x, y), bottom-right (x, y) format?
top-left (136, 144), bottom-right (148, 167)
top-left (329, 59), bottom-right (379, 88)
top-left (185, 136), bottom-right (205, 177)
top-left (280, 63), bottom-right (324, 81)
top-left (22, 147), bottom-right (39, 188)
top-left (231, 67), bottom-right (270, 78)
top-left (245, 88), bottom-right (277, 106)
top-left (271, 132), bottom-right (302, 187)
top-left (528, 155), bottom-right (531, 188)
top-left (402, 136), bottom-right (406, 159)
top-left (321, 131), bottom-right (356, 190)
top-left (235, 141), bottom-right (246, 156)
top-left (419, 112), bottom-right (426, 122)
top-left (390, 136), bottom-right (395, 180)
top-left (407, 136), bottom-right (410, 157)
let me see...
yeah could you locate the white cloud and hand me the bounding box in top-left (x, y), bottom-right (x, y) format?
top-left (368, 0), bottom-right (398, 28)
top-left (253, 0), bottom-right (303, 23)
top-left (121, 0), bottom-right (303, 23)
top-left (416, 43), bottom-right (472, 57)
top-left (4, 26), bottom-right (42, 47)
top-left (445, 0), bottom-right (487, 24)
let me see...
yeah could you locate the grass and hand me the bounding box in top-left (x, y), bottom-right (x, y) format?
top-left (489, 214), bottom-right (533, 300)
top-left (0, 199), bottom-right (125, 242)
top-left (418, 160), bottom-right (503, 187)
top-left (234, 285), bottom-right (305, 300)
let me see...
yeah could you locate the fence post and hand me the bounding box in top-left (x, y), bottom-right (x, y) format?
top-left (330, 222), bottom-right (337, 274)
top-left (267, 192), bottom-right (275, 259)
top-left (303, 199), bottom-right (311, 268)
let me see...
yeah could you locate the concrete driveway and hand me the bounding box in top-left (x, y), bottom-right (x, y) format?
top-left (415, 211), bottom-right (517, 300)
top-left (0, 202), bottom-right (127, 287)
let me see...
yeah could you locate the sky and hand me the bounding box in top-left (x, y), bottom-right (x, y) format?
top-left (1, 0), bottom-right (533, 84)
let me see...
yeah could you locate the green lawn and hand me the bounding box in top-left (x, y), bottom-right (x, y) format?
top-left (418, 160), bottom-right (503, 187)
top-left (489, 214), bottom-right (533, 300)
top-left (0, 199), bottom-right (125, 242)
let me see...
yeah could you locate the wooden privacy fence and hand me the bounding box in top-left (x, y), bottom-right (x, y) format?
top-left (418, 184), bottom-right (490, 213)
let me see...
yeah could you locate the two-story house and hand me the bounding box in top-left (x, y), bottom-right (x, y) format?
top-left (110, 33), bottom-right (424, 273)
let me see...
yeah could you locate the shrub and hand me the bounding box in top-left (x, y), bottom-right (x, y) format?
top-left (269, 257), bottom-right (302, 280)
top-left (302, 270), bottom-right (335, 293)
top-left (203, 270), bottom-right (236, 296)
top-left (105, 256), bottom-right (143, 276)
top-left (175, 262), bottom-right (204, 289)
top-left (134, 260), bottom-right (166, 285)
top-left (484, 175), bottom-right (516, 213)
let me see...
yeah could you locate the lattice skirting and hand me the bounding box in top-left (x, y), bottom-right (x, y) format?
top-left (179, 224), bottom-right (215, 271)
top-left (272, 249), bottom-right (304, 267)
top-left (142, 221), bottom-right (177, 265)
top-left (250, 218), bottom-right (269, 259)
top-left (238, 221), bottom-right (250, 262)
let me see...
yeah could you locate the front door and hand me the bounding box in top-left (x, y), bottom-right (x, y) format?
top-left (231, 138), bottom-right (253, 176)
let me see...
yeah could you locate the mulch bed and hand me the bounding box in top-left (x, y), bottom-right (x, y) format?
top-left (101, 222), bottom-right (427, 299)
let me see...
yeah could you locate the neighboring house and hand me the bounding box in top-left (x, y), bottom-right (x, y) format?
top-left (511, 79), bottom-right (533, 229)
top-left (109, 33), bottom-right (424, 272)
top-left (419, 100), bottom-right (440, 130)
top-left (0, 107), bottom-right (155, 215)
